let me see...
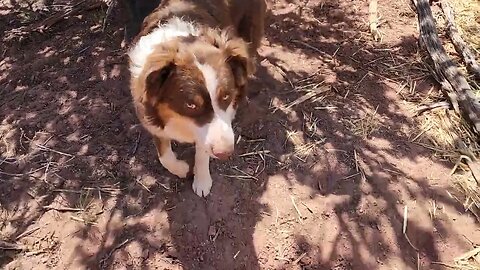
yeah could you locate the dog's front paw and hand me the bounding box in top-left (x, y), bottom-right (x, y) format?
top-left (192, 175), bottom-right (212, 197)
top-left (161, 158), bottom-right (190, 178)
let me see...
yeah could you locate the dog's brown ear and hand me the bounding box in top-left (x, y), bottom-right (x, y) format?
top-left (145, 62), bottom-right (175, 98)
top-left (223, 35), bottom-right (255, 89)
top-left (203, 28), bottom-right (254, 90)
top-left (140, 44), bottom-right (178, 100)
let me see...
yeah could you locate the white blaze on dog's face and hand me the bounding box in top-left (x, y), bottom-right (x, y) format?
top-left (131, 30), bottom-right (253, 160)
top-left (194, 60), bottom-right (236, 159)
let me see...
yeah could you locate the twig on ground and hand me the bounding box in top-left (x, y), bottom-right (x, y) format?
top-left (403, 205), bottom-right (408, 234)
top-left (15, 227), bottom-right (40, 241)
top-left (35, 143), bottom-right (74, 157)
top-left (100, 238), bottom-right (131, 268)
top-left (231, 167), bottom-right (260, 181)
top-left (221, 174), bottom-right (257, 181)
top-left (301, 202), bottom-right (314, 214)
top-left (403, 205), bottom-right (420, 269)
top-left (0, 170), bottom-right (24, 177)
top-left (414, 101), bottom-right (451, 116)
top-left (290, 195), bottom-right (303, 222)
top-left (343, 173), bottom-right (361, 180)
top-left (238, 150), bottom-right (270, 158)
top-left (291, 40), bottom-right (332, 60)
top-left (450, 155), bottom-right (480, 185)
top-left (233, 250), bottom-right (240, 259)
top-left (102, 0), bottom-right (116, 32)
top-left (42, 157), bottom-right (52, 184)
top-left (134, 177), bottom-right (152, 193)
top-left (0, 240), bottom-right (27, 250)
top-left (131, 132), bottom-right (141, 156)
top-left (293, 252), bottom-right (307, 264)
top-left (70, 215), bottom-right (98, 225)
top-left (369, 0), bottom-right (383, 41)
top-left (43, 205), bottom-right (86, 212)
top-left (430, 262), bottom-right (457, 269)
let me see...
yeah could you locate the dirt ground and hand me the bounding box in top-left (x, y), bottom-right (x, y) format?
top-left (1, 0), bottom-right (480, 269)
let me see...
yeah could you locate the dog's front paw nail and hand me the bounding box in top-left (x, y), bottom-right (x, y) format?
top-left (192, 176), bottom-right (212, 197)
top-left (166, 160), bottom-right (189, 178)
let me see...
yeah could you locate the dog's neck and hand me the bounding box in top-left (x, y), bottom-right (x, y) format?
top-left (128, 17), bottom-right (199, 78)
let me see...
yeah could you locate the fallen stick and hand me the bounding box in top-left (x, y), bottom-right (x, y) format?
top-left (439, 0), bottom-right (480, 80)
top-left (413, 0), bottom-right (480, 133)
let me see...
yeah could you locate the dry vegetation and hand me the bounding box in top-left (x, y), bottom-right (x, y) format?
top-left (411, 1), bottom-right (480, 268)
top-left (449, 0), bottom-right (480, 52)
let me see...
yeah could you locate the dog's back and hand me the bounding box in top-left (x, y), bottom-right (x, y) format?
top-left (123, 0), bottom-right (266, 54)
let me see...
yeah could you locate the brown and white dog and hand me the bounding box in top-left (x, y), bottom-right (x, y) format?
top-left (126, 0), bottom-right (266, 197)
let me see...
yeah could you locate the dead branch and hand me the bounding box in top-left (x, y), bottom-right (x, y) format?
top-left (440, 0), bottom-right (480, 80)
top-left (413, 0), bottom-right (480, 134)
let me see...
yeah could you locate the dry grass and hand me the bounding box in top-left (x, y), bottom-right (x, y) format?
top-left (345, 106), bottom-right (382, 139)
top-left (453, 173), bottom-right (480, 220)
top-left (414, 107), bottom-right (480, 222)
top-left (414, 109), bottom-right (479, 163)
top-left (436, 245), bottom-right (480, 270)
top-left (415, 108), bottom-right (480, 268)
top-left (284, 73), bottom-right (331, 109)
top-left (449, 0), bottom-right (480, 52)
top-left (285, 130), bottom-right (321, 160)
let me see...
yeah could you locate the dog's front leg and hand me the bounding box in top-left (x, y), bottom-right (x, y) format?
top-left (192, 144), bottom-right (212, 197)
top-left (153, 136), bottom-right (189, 178)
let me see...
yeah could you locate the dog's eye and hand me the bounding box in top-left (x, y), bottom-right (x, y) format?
top-left (222, 94), bottom-right (230, 101)
top-left (186, 102), bottom-right (197, 109)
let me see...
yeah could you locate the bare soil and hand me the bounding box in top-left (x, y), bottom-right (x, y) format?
top-left (1, 0), bottom-right (479, 269)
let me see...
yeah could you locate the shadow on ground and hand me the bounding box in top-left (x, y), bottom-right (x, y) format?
top-left (0, 0), bottom-right (477, 269)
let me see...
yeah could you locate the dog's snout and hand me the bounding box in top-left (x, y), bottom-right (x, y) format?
top-left (212, 148), bottom-right (233, 160)
top-left (204, 117), bottom-right (235, 160)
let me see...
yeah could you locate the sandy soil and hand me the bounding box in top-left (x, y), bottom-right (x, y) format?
top-left (1, 0), bottom-right (479, 269)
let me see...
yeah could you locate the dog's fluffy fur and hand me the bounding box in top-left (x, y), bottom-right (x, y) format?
top-left (125, 0), bottom-right (266, 197)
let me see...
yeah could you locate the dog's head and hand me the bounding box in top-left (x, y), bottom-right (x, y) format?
top-left (131, 29), bottom-right (254, 160)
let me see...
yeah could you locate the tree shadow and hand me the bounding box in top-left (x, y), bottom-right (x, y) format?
top-left (0, 0), bottom-right (477, 269)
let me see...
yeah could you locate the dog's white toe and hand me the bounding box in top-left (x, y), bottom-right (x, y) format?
top-left (192, 175), bottom-right (212, 197)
